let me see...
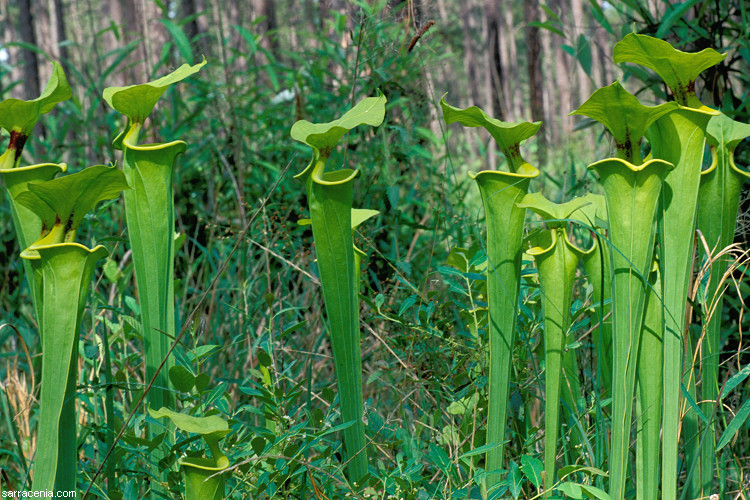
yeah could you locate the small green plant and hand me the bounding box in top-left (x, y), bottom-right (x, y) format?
top-left (149, 406), bottom-right (231, 500)
top-left (291, 92), bottom-right (387, 486)
top-left (440, 96), bottom-right (541, 492)
top-left (15, 165), bottom-right (128, 492)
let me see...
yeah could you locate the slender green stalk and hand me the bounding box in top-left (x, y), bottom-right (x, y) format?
top-left (573, 80), bottom-right (675, 499)
top-left (440, 97), bottom-right (540, 490)
top-left (694, 112), bottom-right (750, 495)
top-left (613, 34), bottom-right (725, 500)
top-left (636, 260), bottom-right (663, 500)
top-left (14, 165), bottom-right (128, 493)
top-left (291, 94), bottom-right (386, 485)
top-left (518, 193), bottom-right (594, 492)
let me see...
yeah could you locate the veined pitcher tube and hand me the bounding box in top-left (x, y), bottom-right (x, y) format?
top-left (572, 80), bottom-right (675, 499)
top-left (104, 59), bottom-right (205, 415)
top-left (15, 165), bottom-right (128, 493)
top-left (613, 33), bottom-right (725, 500)
top-left (440, 96), bottom-right (540, 489)
top-left (518, 193), bottom-right (595, 492)
top-left (291, 93), bottom-right (386, 486)
top-left (694, 112), bottom-right (750, 494)
top-left (636, 259), bottom-right (663, 500)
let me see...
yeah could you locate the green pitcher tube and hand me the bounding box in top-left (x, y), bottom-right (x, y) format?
top-left (518, 192), bottom-right (592, 492)
top-left (291, 93), bottom-right (387, 486)
top-left (613, 33), bottom-right (725, 500)
top-left (440, 96), bottom-right (541, 489)
top-left (694, 112), bottom-right (750, 495)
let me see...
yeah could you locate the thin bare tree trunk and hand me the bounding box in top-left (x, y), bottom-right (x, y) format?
top-left (180, 0), bottom-right (204, 57)
top-left (570, 0), bottom-right (591, 104)
top-left (18, 0), bottom-right (40, 100)
top-left (541, 17), bottom-right (557, 145)
top-left (524, 0), bottom-right (546, 165)
top-left (484, 0), bottom-right (505, 170)
top-left (53, 0), bottom-right (69, 65)
top-left (461, 0), bottom-right (481, 107)
top-left (458, 0), bottom-right (481, 164)
top-left (503, 0), bottom-right (521, 118)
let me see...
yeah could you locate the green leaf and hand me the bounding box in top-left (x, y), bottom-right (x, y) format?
top-left (351, 208), bottom-right (379, 229)
top-left (291, 92), bottom-right (386, 163)
top-left (557, 465), bottom-right (609, 480)
top-left (579, 484), bottom-right (611, 500)
top-left (587, 0), bottom-right (613, 34)
top-left (529, 21), bottom-right (565, 38)
top-left (517, 192), bottom-right (598, 226)
top-left (613, 33), bottom-right (725, 108)
top-left (722, 364), bottom-right (750, 396)
top-left (571, 81), bottom-right (678, 162)
top-left (0, 62), bottom-right (71, 136)
top-left (148, 406), bottom-right (229, 437)
top-left (520, 455), bottom-right (543, 490)
top-left (558, 482), bottom-right (584, 499)
top-left (194, 373), bottom-right (210, 394)
top-left (716, 397), bottom-right (750, 452)
top-left (457, 442), bottom-right (503, 461)
top-left (428, 443), bottom-right (451, 474)
top-left (159, 18), bottom-right (194, 63)
top-left (681, 382), bottom-right (709, 424)
top-left (655, 0), bottom-right (702, 39)
top-left (169, 365), bottom-right (196, 393)
top-left (508, 460), bottom-right (523, 499)
top-left (15, 165), bottom-right (129, 254)
top-left (441, 95), bottom-right (541, 172)
top-left (575, 34), bottom-right (592, 76)
top-left (103, 58), bottom-right (206, 123)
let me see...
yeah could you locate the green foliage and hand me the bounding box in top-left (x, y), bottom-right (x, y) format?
top-left (0, 3), bottom-right (748, 500)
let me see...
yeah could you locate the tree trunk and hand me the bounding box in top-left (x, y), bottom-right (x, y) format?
top-left (484, 0), bottom-right (505, 170)
top-left (570, 0), bottom-right (591, 104)
top-left (53, 0), bottom-right (69, 65)
top-left (541, 14), bottom-right (556, 145)
top-left (18, 0), bottom-right (41, 100)
top-left (461, 0), bottom-right (481, 107)
top-left (180, 0), bottom-right (204, 57)
top-left (485, 0), bottom-right (505, 121)
top-left (503, 0), bottom-right (521, 118)
top-left (524, 0), bottom-right (546, 165)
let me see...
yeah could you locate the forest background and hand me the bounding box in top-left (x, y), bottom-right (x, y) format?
top-left (0, 0), bottom-right (749, 498)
